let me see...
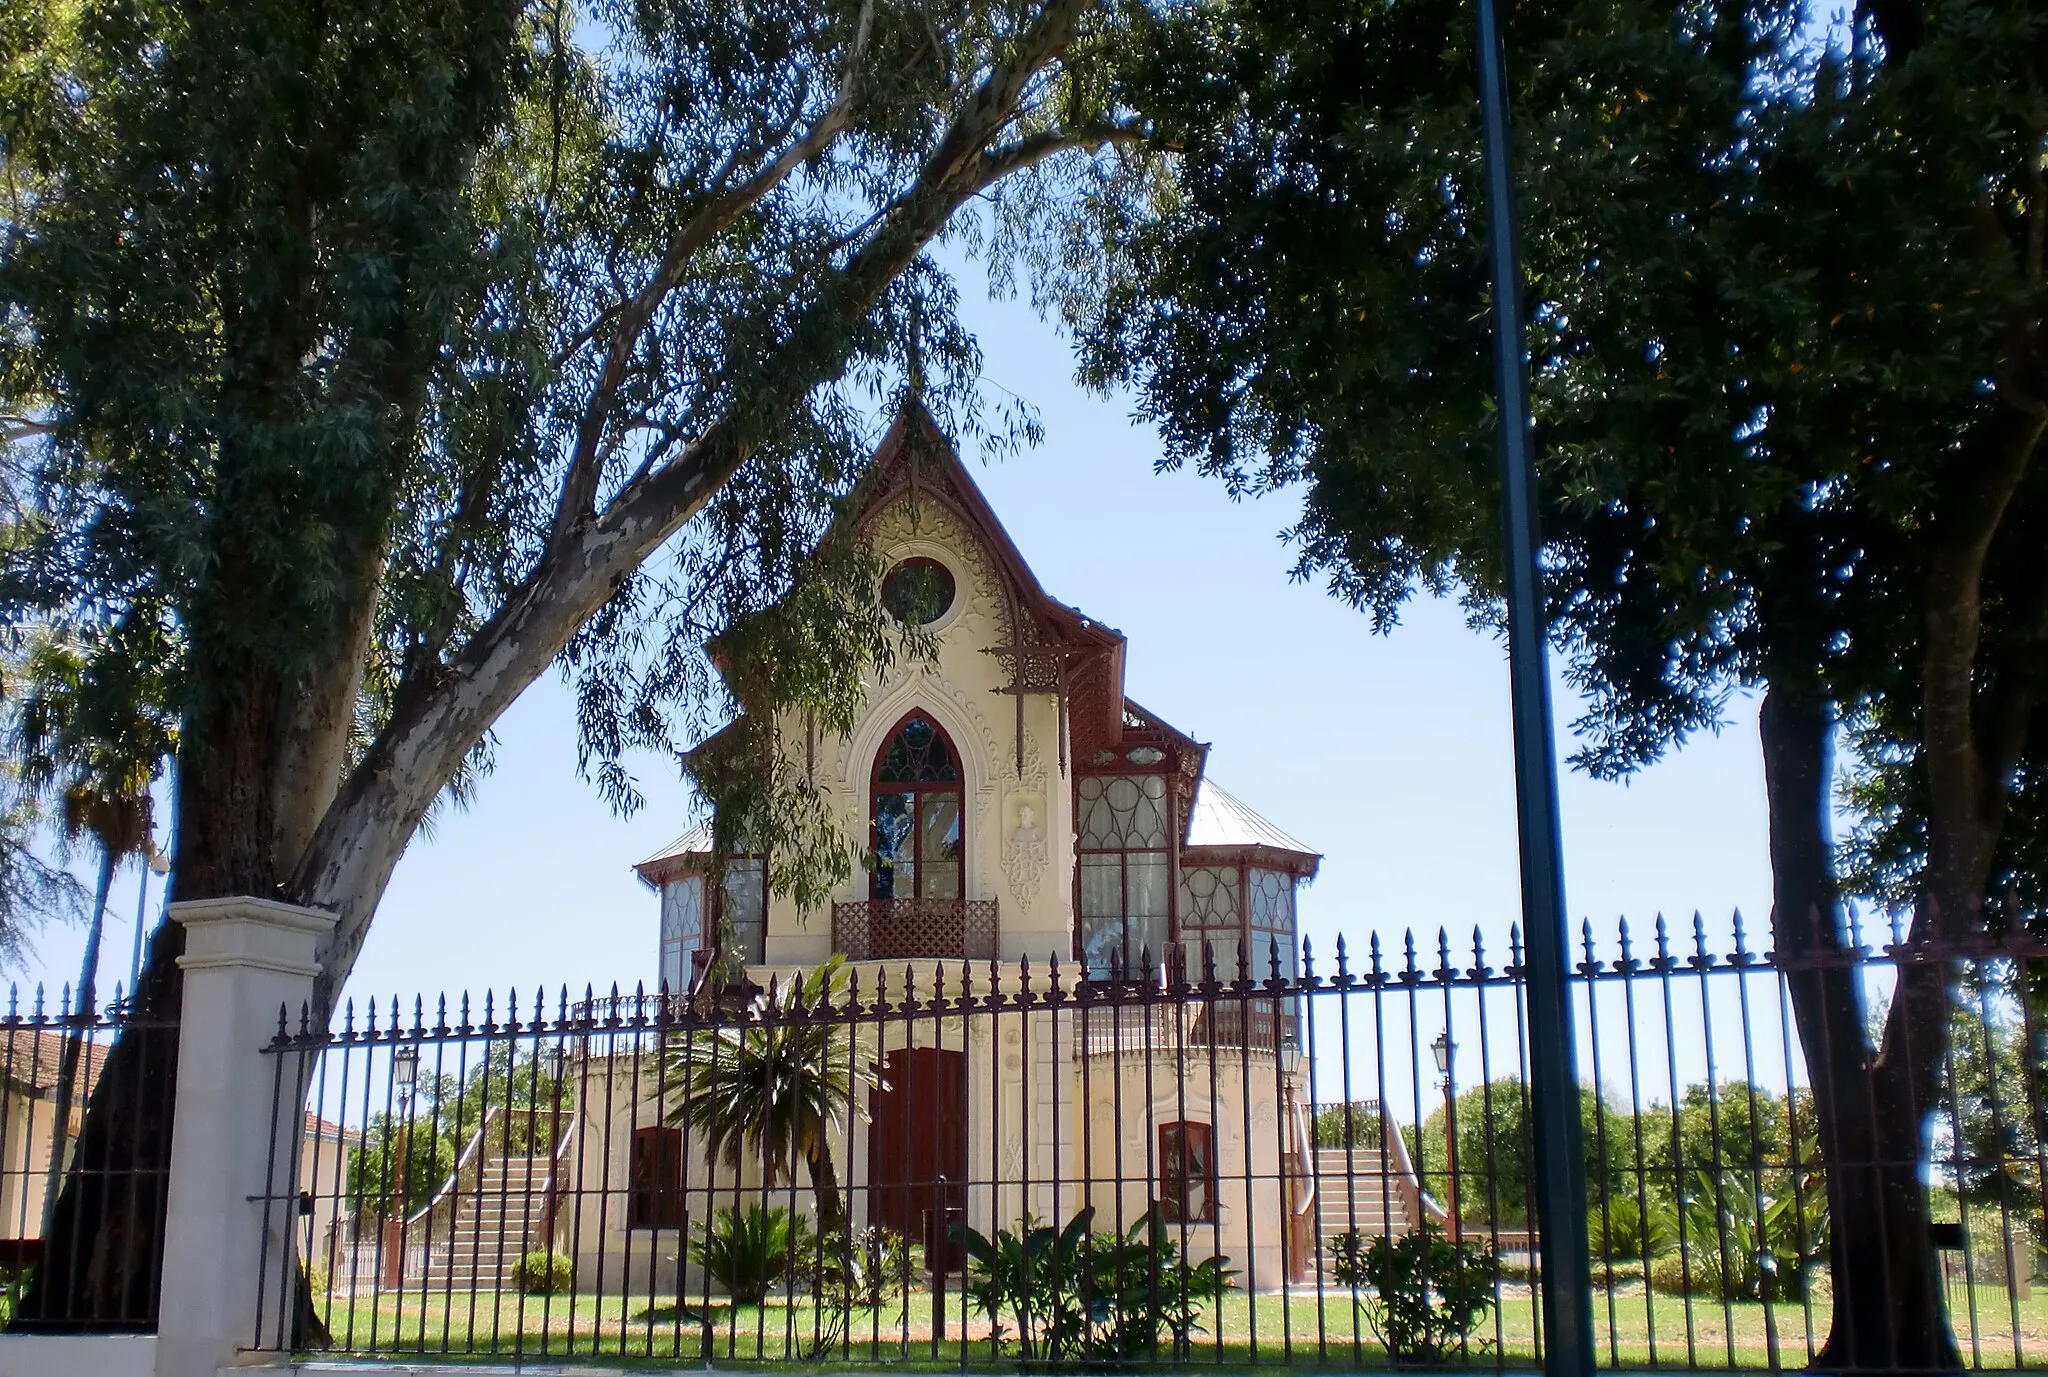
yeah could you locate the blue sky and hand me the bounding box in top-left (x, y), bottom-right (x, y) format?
top-left (13, 272), bottom-right (1776, 1039)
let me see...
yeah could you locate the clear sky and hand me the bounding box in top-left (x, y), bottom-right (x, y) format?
top-left (13, 270), bottom-right (1777, 1046)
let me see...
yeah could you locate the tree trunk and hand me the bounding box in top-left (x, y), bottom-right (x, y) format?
top-left (808, 1138), bottom-right (849, 1241)
top-left (11, 668), bottom-right (287, 1331)
top-left (1758, 686), bottom-right (1962, 1372)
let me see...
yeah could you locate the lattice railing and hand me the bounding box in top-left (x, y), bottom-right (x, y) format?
top-left (831, 897), bottom-right (998, 960)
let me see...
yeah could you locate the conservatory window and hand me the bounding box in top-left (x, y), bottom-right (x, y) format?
top-left (719, 857), bottom-right (768, 965)
top-left (1077, 774), bottom-right (1170, 978)
top-left (1247, 868), bottom-right (1297, 982)
top-left (1180, 865), bottom-right (1242, 980)
top-left (660, 875), bottom-right (705, 993)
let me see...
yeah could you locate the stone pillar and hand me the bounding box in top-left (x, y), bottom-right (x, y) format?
top-left (154, 897), bottom-right (335, 1377)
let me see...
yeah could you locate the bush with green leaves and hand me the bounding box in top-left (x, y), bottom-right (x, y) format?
top-left (1646, 1168), bottom-right (1829, 1301)
top-left (1590, 1194), bottom-right (1679, 1263)
top-left (515, 1248), bottom-right (573, 1296)
top-left (691, 1205), bottom-right (813, 1305)
top-left (822, 1226), bottom-right (918, 1311)
top-left (1314, 1103), bottom-right (1385, 1150)
top-left (1331, 1222), bottom-right (1497, 1364)
top-left (956, 1206), bottom-right (1234, 1362)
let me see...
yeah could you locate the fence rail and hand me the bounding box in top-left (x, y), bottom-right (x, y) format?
top-left (227, 916), bottom-right (2048, 1371)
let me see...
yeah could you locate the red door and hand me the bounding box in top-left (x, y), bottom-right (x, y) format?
top-left (868, 1047), bottom-right (967, 1267)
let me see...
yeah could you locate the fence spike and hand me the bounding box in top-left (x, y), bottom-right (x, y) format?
top-left (1368, 931), bottom-right (1384, 980)
top-left (1579, 917), bottom-right (1599, 976)
top-left (1654, 913), bottom-right (1671, 964)
top-left (1617, 915), bottom-right (1635, 970)
top-left (299, 1000), bottom-right (313, 1038)
top-left (1301, 935), bottom-right (1314, 984)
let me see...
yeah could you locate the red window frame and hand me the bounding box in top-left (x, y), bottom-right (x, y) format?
top-left (1159, 1120), bottom-right (1217, 1224)
top-left (869, 711), bottom-right (965, 901)
top-left (627, 1125), bottom-right (684, 1230)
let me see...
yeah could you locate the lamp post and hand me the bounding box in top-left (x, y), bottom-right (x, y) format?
top-left (540, 1043), bottom-right (569, 1244)
top-left (1468, 0), bottom-right (1595, 1369)
top-left (383, 1044), bottom-right (419, 1288)
top-left (1431, 1032), bottom-right (1461, 1243)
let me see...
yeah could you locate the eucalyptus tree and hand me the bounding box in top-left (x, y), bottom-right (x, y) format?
top-left (0, 0), bottom-right (1152, 1321)
top-left (1071, 0), bottom-right (2047, 1366)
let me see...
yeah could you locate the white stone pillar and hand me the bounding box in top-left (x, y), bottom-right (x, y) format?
top-left (154, 897), bottom-right (335, 1377)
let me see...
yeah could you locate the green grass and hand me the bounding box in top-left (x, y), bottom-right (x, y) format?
top-left (311, 1277), bottom-right (2048, 1370)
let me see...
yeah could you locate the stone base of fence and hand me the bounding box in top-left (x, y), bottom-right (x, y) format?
top-left (0, 1333), bottom-right (157, 1377)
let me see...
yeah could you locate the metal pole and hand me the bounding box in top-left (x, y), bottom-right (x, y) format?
top-left (1470, 0), bottom-right (1595, 1373)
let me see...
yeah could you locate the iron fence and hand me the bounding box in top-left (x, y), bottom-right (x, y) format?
top-left (235, 915), bottom-right (2045, 1370)
top-left (0, 983), bottom-right (178, 1331)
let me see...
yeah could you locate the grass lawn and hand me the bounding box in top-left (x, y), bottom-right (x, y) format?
top-left (312, 1277), bottom-right (2048, 1369)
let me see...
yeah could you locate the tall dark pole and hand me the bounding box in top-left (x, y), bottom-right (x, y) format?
top-left (1471, 0), bottom-right (1595, 1374)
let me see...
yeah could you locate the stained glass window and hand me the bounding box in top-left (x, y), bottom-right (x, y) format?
top-left (1248, 868), bottom-right (1297, 981)
top-left (881, 558), bottom-right (956, 625)
top-left (872, 712), bottom-right (964, 900)
top-left (660, 875), bottom-right (704, 993)
top-left (1077, 773), bottom-right (1170, 977)
top-left (1180, 865), bottom-right (1243, 980)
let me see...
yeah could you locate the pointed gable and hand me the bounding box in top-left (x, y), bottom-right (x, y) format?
top-left (853, 408), bottom-right (1128, 761)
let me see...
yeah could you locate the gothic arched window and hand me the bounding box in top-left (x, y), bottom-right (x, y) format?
top-left (870, 712), bottom-right (963, 900)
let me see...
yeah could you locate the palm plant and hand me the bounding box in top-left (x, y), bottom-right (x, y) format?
top-left (662, 956), bottom-right (877, 1238)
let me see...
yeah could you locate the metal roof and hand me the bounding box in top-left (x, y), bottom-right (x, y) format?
top-left (1185, 779), bottom-right (1317, 858)
top-left (638, 821), bottom-right (713, 873)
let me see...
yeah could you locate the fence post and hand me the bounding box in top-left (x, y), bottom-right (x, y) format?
top-left (153, 897), bottom-right (335, 1377)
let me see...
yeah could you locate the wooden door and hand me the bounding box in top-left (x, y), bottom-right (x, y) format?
top-left (867, 1046), bottom-right (967, 1268)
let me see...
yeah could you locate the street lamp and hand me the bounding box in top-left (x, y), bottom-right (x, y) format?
top-left (384, 1045), bottom-right (420, 1288)
top-left (1469, 0), bottom-right (1595, 1364)
top-left (539, 1043), bottom-right (571, 1244)
top-left (1431, 1033), bottom-right (1461, 1242)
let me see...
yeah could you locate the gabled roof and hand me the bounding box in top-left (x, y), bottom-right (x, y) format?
top-left (853, 408), bottom-right (1129, 751)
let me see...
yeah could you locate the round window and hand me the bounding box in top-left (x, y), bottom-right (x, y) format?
top-left (881, 557), bottom-right (956, 625)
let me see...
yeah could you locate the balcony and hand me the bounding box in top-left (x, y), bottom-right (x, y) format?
top-left (831, 898), bottom-right (998, 961)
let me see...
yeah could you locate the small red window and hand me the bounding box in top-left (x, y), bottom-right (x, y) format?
top-left (627, 1126), bottom-right (684, 1229)
top-left (1159, 1121), bottom-right (1217, 1223)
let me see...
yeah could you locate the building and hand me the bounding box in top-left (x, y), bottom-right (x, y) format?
top-left (608, 410), bottom-right (1327, 1289)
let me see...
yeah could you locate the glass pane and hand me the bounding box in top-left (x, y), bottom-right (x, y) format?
top-left (873, 792), bottom-right (913, 899)
top-left (661, 876), bottom-right (703, 993)
top-left (1127, 852), bottom-right (1170, 920)
top-left (1179, 866), bottom-right (1240, 928)
top-left (1077, 777), bottom-right (1115, 849)
top-left (1079, 853), bottom-right (1123, 919)
top-left (919, 793), bottom-right (962, 899)
top-left (1249, 869), bottom-right (1293, 930)
top-left (1129, 774), bottom-right (1168, 846)
top-left (877, 715), bottom-right (958, 783)
top-left (722, 859), bottom-right (766, 963)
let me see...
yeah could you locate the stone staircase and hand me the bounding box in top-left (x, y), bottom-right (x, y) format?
top-left (410, 1108), bottom-right (570, 1291)
top-left (1312, 1147), bottom-right (1415, 1240)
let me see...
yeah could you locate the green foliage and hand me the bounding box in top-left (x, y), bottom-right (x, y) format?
top-left (1589, 1194), bottom-right (1678, 1264)
top-left (514, 1248), bottom-right (573, 1296)
top-left (664, 957), bottom-right (877, 1236)
top-left (821, 1226), bottom-right (918, 1312)
top-left (1335, 1222), bottom-right (1497, 1364)
top-left (691, 1205), bottom-right (814, 1306)
top-left (1411, 1078), bottom-right (1629, 1228)
top-left (1313, 1102), bottom-right (1384, 1150)
top-left (1647, 1168), bottom-right (1830, 1302)
top-left (345, 1118), bottom-right (458, 1221)
top-left (955, 1206), bottom-right (1235, 1362)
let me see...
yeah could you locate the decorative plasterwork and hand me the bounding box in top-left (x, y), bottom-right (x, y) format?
top-left (1000, 736), bottom-right (1049, 911)
top-left (866, 499), bottom-right (1002, 643)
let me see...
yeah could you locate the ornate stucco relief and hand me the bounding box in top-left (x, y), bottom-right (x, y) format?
top-left (1000, 735), bottom-right (1049, 911)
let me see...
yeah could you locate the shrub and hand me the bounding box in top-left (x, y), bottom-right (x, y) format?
top-left (1315, 1103), bottom-right (1386, 1150)
top-left (824, 1226), bottom-right (917, 1311)
top-left (1340, 1222), bottom-right (1498, 1364)
top-left (691, 1205), bottom-right (813, 1305)
top-left (1591, 1195), bottom-right (1678, 1261)
top-left (515, 1248), bottom-right (574, 1296)
top-left (956, 1205), bottom-right (1234, 1362)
